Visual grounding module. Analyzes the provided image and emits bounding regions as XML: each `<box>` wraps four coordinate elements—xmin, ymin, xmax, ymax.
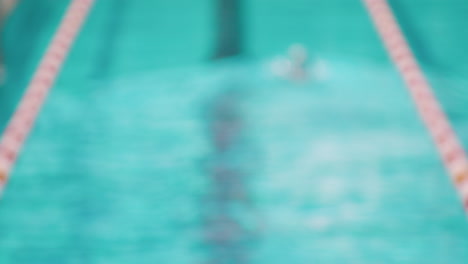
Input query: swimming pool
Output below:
<box><xmin>1</xmin><ymin>1</ymin><xmax>468</xmax><ymax>263</ymax></box>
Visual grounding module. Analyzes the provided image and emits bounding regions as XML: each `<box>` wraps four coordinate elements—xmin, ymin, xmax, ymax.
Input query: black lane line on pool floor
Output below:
<box><xmin>203</xmin><ymin>88</ymin><xmax>262</xmax><ymax>264</ymax></box>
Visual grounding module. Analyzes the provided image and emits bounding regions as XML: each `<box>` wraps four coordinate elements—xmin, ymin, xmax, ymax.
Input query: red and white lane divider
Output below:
<box><xmin>0</xmin><ymin>0</ymin><xmax>95</xmax><ymax>195</ymax></box>
<box><xmin>363</xmin><ymin>0</ymin><xmax>468</xmax><ymax>211</ymax></box>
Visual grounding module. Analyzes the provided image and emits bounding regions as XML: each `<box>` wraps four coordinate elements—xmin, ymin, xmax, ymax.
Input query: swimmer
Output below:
<box><xmin>288</xmin><ymin>44</ymin><xmax>308</xmax><ymax>80</ymax></box>
<box><xmin>270</xmin><ymin>43</ymin><xmax>329</xmax><ymax>82</ymax></box>
<box><xmin>270</xmin><ymin>43</ymin><xmax>309</xmax><ymax>82</ymax></box>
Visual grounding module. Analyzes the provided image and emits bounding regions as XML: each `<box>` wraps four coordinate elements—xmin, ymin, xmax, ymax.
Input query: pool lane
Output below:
<box><xmin>0</xmin><ymin>0</ymin><xmax>468</xmax><ymax>263</ymax></box>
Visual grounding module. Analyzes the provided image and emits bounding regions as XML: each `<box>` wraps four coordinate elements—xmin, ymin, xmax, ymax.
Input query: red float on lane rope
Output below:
<box><xmin>0</xmin><ymin>0</ymin><xmax>95</xmax><ymax>195</ymax></box>
<box><xmin>363</xmin><ymin>0</ymin><xmax>468</xmax><ymax>211</ymax></box>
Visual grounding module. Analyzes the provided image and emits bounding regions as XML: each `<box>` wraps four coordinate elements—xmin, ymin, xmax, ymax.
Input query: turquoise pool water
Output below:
<box><xmin>1</xmin><ymin>0</ymin><xmax>468</xmax><ymax>263</ymax></box>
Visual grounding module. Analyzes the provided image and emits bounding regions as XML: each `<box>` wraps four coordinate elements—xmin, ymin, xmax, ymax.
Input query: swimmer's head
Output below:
<box><xmin>288</xmin><ymin>44</ymin><xmax>308</xmax><ymax>64</ymax></box>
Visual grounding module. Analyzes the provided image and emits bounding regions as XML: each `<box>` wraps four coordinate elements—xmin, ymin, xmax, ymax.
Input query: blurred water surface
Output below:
<box><xmin>1</xmin><ymin>0</ymin><xmax>468</xmax><ymax>263</ymax></box>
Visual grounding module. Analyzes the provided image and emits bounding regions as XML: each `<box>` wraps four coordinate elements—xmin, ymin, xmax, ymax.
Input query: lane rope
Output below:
<box><xmin>363</xmin><ymin>0</ymin><xmax>468</xmax><ymax>211</ymax></box>
<box><xmin>0</xmin><ymin>0</ymin><xmax>95</xmax><ymax>195</ymax></box>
